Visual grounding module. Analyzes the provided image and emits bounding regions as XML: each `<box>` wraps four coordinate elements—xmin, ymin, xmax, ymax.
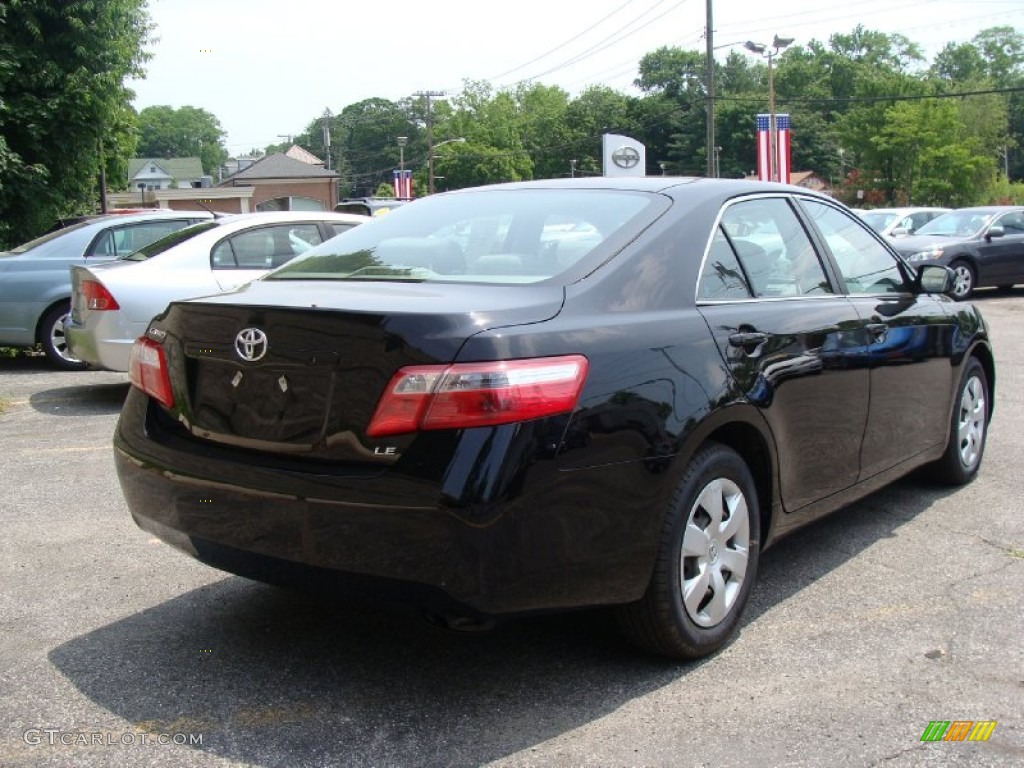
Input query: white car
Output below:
<box><xmin>857</xmin><ymin>207</ymin><xmax>951</xmax><ymax>238</ymax></box>
<box><xmin>65</xmin><ymin>211</ymin><xmax>368</xmax><ymax>371</ymax></box>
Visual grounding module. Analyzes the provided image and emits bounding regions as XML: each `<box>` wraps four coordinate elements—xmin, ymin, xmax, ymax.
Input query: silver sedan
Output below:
<box><xmin>65</xmin><ymin>211</ymin><xmax>368</xmax><ymax>372</ymax></box>
<box><xmin>0</xmin><ymin>210</ymin><xmax>213</xmax><ymax>368</ymax></box>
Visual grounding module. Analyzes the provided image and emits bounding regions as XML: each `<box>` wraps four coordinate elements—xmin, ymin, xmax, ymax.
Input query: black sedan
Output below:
<box><xmin>114</xmin><ymin>178</ymin><xmax>994</xmax><ymax>659</ymax></box>
<box><xmin>890</xmin><ymin>206</ymin><xmax>1024</xmax><ymax>299</ymax></box>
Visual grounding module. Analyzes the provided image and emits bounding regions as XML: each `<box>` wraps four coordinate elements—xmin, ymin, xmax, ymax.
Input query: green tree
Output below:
<box><xmin>0</xmin><ymin>0</ymin><xmax>150</xmax><ymax>247</ymax></box>
<box><xmin>136</xmin><ymin>105</ymin><xmax>228</xmax><ymax>175</ymax></box>
<box><xmin>564</xmin><ymin>85</ymin><xmax>633</xmax><ymax>175</ymax></box>
<box><xmin>872</xmin><ymin>98</ymin><xmax>993</xmax><ymax>205</ymax></box>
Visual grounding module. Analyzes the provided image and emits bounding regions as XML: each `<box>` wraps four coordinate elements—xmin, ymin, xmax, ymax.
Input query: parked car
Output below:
<box><xmin>66</xmin><ymin>211</ymin><xmax>368</xmax><ymax>372</ymax></box>
<box><xmin>0</xmin><ymin>211</ymin><xmax>212</xmax><ymax>368</ymax></box>
<box><xmin>334</xmin><ymin>198</ymin><xmax>409</xmax><ymax>217</ymax></box>
<box><xmin>890</xmin><ymin>206</ymin><xmax>1024</xmax><ymax>299</ymax></box>
<box><xmin>857</xmin><ymin>206</ymin><xmax>951</xmax><ymax>237</ymax></box>
<box><xmin>114</xmin><ymin>178</ymin><xmax>993</xmax><ymax>660</ymax></box>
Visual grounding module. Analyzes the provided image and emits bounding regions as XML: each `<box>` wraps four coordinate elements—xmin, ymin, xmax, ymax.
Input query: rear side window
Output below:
<box><xmin>271</xmin><ymin>189</ymin><xmax>664</xmax><ymax>284</ymax></box>
<box><xmin>698</xmin><ymin>229</ymin><xmax>753</xmax><ymax>300</ymax></box>
<box><xmin>211</xmin><ymin>224</ymin><xmax>326</xmax><ymax>269</ymax></box>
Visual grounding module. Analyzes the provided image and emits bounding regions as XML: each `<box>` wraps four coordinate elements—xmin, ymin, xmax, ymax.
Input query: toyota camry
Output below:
<box><xmin>113</xmin><ymin>178</ymin><xmax>994</xmax><ymax>659</ymax></box>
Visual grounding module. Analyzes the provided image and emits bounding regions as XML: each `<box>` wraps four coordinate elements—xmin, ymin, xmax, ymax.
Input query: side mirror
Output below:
<box><xmin>986</xmin><ymin>225</ymin><xmax>1005</xmax><ymax>240</ymax></box>
<box><xmin>917</xmin><ymin>264</ymin><xmax>954</xmax><ymax>295</ymax></box>
<box><xmin>890</xmin><ymin>226</ymin><xmax>909</xmax><ymax>236</ymax></box>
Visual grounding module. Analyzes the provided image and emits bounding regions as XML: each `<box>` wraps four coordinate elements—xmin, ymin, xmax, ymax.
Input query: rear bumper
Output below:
<box><xmin>113</xmin><ymin>388</ymin><xmax>663</xmax><ymax>616</ymax></box>
<box><xmin>65</xmin><ymin>314</ymin><xmax>140</xmax><ymax>371</ymax></box>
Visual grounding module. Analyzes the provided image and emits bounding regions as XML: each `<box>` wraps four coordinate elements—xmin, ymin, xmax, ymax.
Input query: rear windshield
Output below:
<box><xmin>9</xmin><ymin>219</ymin><xmax>98</xmax><ymax>253</ymax></box>
<box><xmin>120</xmin><ymin>221</ymin><xmax>222</xmax><ymax>261</ymax></box>
<box><xmin>271</xmin><ymin>189</ymin><xmax>659</xmax><ymax>284</ymax></box>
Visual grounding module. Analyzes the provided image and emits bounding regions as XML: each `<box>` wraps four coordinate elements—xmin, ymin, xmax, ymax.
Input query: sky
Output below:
<box><xmin>130</xmin><ymin>0</ymin><xmax>1024</xmax><ymax>156</ymax></box>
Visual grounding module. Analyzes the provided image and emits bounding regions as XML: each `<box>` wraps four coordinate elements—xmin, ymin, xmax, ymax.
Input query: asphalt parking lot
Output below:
<box><xmin>1</xmin><ymin>292</ymin><xmax>1022</xmax><ymax>768</ymax></box>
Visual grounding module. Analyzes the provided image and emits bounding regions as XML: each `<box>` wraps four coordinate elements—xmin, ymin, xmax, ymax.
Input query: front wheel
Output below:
<box><xmin>949</xmin><ymin>260</ymin><xmax>976</xmax><ymax>300</ymax></box>
<box><xmin>39</xmin><ymin>302</ymin><xmax>87</xmax><ymax>371</ymax></box>
<box><xmin>926</xmin><ymin>358</ymin><xmax>989</xmax><ymax>485</ymax></box>
<box><xmin>616</xmin><ymin>442</ymin><xmax>761</xmax><ymax>659</ymax></box>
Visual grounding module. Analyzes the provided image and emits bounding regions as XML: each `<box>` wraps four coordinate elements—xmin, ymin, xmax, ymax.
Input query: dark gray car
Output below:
<box><xmin>891</xmin><ymin>206</ymin><xmax>1024</xmax><ymax>299</ymax></box>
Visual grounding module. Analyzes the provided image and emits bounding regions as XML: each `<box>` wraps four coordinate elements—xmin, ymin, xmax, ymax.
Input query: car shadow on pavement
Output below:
<box><xmin>46</xmin><ymin>474</ymin><xmax>948</xmax><ymax>767</ymax></box>
<box><xmin>28</xmin><ymin>382</ymin><xmax>130</xmax><ymax>416</ymax></box>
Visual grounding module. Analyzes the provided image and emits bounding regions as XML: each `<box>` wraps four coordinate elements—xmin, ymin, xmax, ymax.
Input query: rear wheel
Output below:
<box><xmin>616</xmin><ymin>442</ymin><xmax>760</xmax><ymax>659</ymax></box>
<box><xmin>926</xmin><ymin>358</ymin><xmax>988</xmax><ymax>485</ymax></box>
<box><xmin>949</xmin><ymin>260</ymin><xmax>976</xmax><ymax>300</ymax></box>
<box><xmin>39</xmin><ymin>302</ymin><xmax>87</xmax><ymax>371</ymax></box>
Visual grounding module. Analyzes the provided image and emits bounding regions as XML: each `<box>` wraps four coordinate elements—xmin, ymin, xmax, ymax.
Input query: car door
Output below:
<box><xmin>210</xmin><ymin>223</ymin><xmax>325</xmax><ymax>292</ymax></box>
<box><xmin>797</xmin><ymin>198</ymin><xmax>957</xmax><ymax>479</ymax></box>
<box><xmin>979</xmin><ymin>210</ymin><xmax>1024</xmax><ymax>285</ymax></box>
<box><xmin>697</xmin><ymin>196</ymin><xmax>869</xmax><ymax>512</ymax></box>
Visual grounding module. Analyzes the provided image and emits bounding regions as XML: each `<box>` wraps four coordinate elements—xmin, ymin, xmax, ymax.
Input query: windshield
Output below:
<box><xmin>916</xmin><ymin>211</ymin><xmax>993</xmax><ymax>237</ymax></box>
<box><xmin>120</xmin><ymin>221</ymin><xmax>222</xmax><ymax>261</ymax></box>
<box><xmin>859</xmin><ymin>212</ymin><xmax>900</xmax><ymax>233</ymax></box>
<box><xmin>270</xmin><ymin>189</ymin><xmax>660</xmax><ymax>284</ymax></box>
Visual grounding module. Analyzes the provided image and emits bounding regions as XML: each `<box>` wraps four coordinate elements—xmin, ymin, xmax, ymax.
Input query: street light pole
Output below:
<box><xmin>745</xmin><ymin>35</ymin><xmax>793</xmax><ymax>182</ymax></box>
<box><xmin>397</xmin><ymin>136</ymin><xmax>408</xmax><ymax>174</ymax></box>
<box><xmin>428</xmin><ymin>137</ymin><xmax>466</xmax><ymax>194</ymax></box>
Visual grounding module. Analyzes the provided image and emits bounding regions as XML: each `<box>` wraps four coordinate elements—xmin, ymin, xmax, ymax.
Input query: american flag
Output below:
<box><xmin>756</xmin><ymin>114</ymin><xmax>771</xmax><ymax>181</ymax></box>
<box><xmin>393</xmin><ymin>169</ymin><xmax>412</xmax><ymax>199</ymax></box>
<box><xmin>776</xmin><ymin>114</ymin><xmax>791</xmax><ymax>184</ymax></box>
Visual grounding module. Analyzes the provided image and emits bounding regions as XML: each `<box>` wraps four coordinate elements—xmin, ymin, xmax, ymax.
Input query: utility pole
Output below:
<box><xmin>705</xmin><ymin>0</ymin><xmax>716</xmax><ymax>177</ymax></box>
<box><xmin>417</xmin><ymin>90</ymin><xmax>446</xmax><ymax>194</ymax></box>
<box><xmin>322</xmin><ymin>108</ymin><xmax>332</xmax><ymax>171</ymax></box>
<box><xmin>98</xmin><ymin>137</ymin><xmax>108</xmax><ymax>213</ymax></box>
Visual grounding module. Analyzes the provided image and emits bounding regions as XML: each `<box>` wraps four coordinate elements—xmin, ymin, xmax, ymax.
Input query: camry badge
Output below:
<box><xmin>235</xmin><ymin>328</ymin><xmax>268</xmax><ymax>362</ymax></box>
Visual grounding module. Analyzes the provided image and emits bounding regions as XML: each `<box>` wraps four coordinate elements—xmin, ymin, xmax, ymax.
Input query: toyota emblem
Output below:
<box><xmin>612</xmin><ymin>146</ymin><xmax>641</xmax><ymax>169</ymax></box>
<box><xmin>235</xmin><ymin>328</ymin><xmax>268</xmax><ymax>362</ymax></box>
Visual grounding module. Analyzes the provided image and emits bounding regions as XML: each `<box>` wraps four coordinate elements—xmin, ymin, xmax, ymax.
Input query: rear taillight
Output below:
<box><xmin>129</xmin><ymin>337</ymin><xmax>173</xmax><ymax>408</ymax></box>
<box><xmin>366</xmin><ymin>355</ymin><xmax>588</xmax><ymax>437</ymax></box>
<box><xmin>81</xmin><ymin>279</ymin><xmax>120</xmax><ymax>311</ymax></box>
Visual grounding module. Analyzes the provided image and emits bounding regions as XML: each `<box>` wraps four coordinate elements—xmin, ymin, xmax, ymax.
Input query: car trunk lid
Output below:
<box><xmin>152</xmin><ymin>279</ymin><xmax>564</xmax><ymax>461</ymax></box>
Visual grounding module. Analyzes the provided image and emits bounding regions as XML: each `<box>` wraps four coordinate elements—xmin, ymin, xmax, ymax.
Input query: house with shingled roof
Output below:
<box><xmin>128</xmin><ymin>157</ymin><xmax>207</xmax><ymax>191</ymax></box>
<box><xmin>218</xmin><ymin>151</ymin><xmax>339</xmax><ymax>211</ymax></box>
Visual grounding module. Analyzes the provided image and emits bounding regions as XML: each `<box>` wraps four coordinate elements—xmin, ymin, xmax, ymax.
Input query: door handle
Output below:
<box><xmin>728</xmin><ymin>331</ymin><xmax>769</xmax><ymax>354</ymax></box>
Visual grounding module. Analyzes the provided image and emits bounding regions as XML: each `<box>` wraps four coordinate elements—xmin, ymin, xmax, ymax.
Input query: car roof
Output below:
<box><xmin>212</xmin><ymin>211</ymin><xmax>369</xmax><ymax>226</ymax></box>
<box><xmin>443</xmin><ymin>176</ymin><xmax>839</xmax><ymax>207</ymax></box>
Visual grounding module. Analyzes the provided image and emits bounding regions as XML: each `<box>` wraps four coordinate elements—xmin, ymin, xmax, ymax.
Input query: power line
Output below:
<box><xmin>716</xmin><ymin>84</ymin><xmax>1024</xmax><ymax>106</ymax></box>
<box><xmin>485</xmin><ymin>0</ymin><xmax>638</xmax><ymax>82</ymax></box>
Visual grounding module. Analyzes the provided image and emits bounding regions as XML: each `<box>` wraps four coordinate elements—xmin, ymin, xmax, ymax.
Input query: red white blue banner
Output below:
<box><xmin>756</xmin><ymin>114</ymin><xmax>771</xmax><ymax>181</ymax></box>
<box><xmin>776</xmin><ymin>114</ymin><xmax>791</xmax><ymax>184</ymax></box>
<box><xmin>755</xmin><ymin>113</ymin><xmax>791</xmax><ymax>183</ymax></box>
<box><xmin>393</xmin><ymin>169</ymin><xmax>412</xmax><ymax>199</ymax></box>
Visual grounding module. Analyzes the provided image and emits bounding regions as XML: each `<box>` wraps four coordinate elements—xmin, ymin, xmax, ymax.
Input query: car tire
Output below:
<box><xmin>926</xmin><ymin>357</ymin><xmax>989</xmax><ymax>486</ymax></box>
<box><xmin>40</xmin><ymin>302</ymin><xmax>87</xmax><ymax>371</ymax></box>
<box><xmin>949</xmin><ymin>260</ymin><xmax>976</xmax><ymax>300</ymax></box>
<box><xmin>615</xmin><ymin>442</ymin><xmax>760</xmax><ymax>659</ymax></box>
